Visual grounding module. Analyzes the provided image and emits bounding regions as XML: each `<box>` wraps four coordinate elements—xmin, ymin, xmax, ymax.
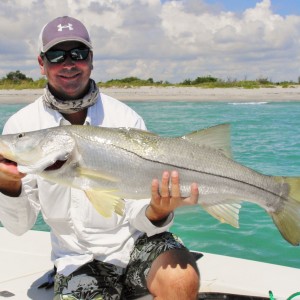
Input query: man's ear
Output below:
<box><xmin>90</xmin><ymin>51</ymin><xmax>94</xmax><ymax>70</ymax></box>
<box><xmin>38</xmin><ymin>55</ymin><xmax>46</xmax><ymax>75</ymax></box>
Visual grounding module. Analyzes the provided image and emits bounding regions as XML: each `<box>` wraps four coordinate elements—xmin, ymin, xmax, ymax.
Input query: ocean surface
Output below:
<box><xmin>0</xmin><ymin>101</ymin><xmax>299</xmax><ymax>269</ymax></box>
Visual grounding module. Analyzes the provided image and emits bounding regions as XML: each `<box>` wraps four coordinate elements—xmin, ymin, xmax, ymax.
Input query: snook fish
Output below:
<box><xmin>0</xmin><ymin>124</ymin><xmax>299</xmax><ymax>245</ymax></box>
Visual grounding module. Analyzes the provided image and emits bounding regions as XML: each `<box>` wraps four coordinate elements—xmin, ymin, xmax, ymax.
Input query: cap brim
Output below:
<box><xmin>41</xmin><ymin>37</ymin><xmax>92</xmax><ymax>53</ymax></box>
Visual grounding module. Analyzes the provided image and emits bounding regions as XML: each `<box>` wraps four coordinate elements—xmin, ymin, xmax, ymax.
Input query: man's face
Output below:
<box><xmin>38</xmin><ymin>41</ymin><xmax>93</xmax><ymax>100</ymax></box>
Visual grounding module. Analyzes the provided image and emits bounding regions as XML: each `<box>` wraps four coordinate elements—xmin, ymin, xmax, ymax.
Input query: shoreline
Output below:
<box><xmin>0</xmin><ymin>86</ymin><xmax>300</xmax><ymax>104</ymax></box>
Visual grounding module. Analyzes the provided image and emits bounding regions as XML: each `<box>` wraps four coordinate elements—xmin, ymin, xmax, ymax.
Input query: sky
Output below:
<box><xmin>0</xmin><ymin>0</ymin><xmax>299</xmax><ymax>83</ymax></box>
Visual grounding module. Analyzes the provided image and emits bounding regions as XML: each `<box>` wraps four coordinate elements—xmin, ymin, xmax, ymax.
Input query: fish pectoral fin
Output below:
<box><xmin>182</xmin><ymin>124</ymin><xmax>232</xmax><ymax>158</ymax></box>
<box><xmin>202</xmin><ymin>200</ymin><xmax>241</xmax><ymax>228</ymax></box>
<box><xmin>85</xmin><ymin>190</ymin><xmax>125</xmax><ymax>218</ymax></box>
<box><xmin>78</xmin><ymin>167</ymin><xmax>118</xmax><ymax>182</ymax></box>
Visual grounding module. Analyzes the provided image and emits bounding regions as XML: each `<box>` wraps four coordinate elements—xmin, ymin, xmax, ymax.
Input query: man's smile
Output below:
<box><xmin>59</xmin><ymin>72</ymin><xmax>81</xmax><ymax>79</ymax></box>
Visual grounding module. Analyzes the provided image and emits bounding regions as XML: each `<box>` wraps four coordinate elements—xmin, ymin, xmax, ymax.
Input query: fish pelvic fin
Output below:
<box><xmin>271</xmin><ymin>177</ymin><xmax>300</xmax><ymax>246</ymax></box>
<box><xmin>202</xmin><ymin>199</ymin><xmax>241</xmax><ymax>228</ymax></box>
<box><xmin>85</xmin><ymin>190</ymin><xmax>125</xmax><ymax>218</ymax></box>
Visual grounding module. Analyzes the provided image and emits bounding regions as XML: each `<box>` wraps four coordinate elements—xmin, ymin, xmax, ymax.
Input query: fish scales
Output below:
<box><xmin>72</xmin><ymin>126</ymin><xmax>286</xmax><ymax>206</ymax></box>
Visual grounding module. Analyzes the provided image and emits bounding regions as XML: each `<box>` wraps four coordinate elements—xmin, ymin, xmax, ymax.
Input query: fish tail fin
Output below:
<box><xmin>271</xmin><ymin>177</ymin><xmax>300</xmax><ymax>246</ymax></box>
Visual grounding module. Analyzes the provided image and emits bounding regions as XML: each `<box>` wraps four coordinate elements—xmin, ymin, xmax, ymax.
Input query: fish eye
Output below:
<box><xmin>17</xmin><ymin>133</ymin><xmax>25</xmax><ymax>138</ymax></box>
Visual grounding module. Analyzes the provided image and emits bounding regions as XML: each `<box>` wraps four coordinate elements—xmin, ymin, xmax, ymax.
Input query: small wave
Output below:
<box><xmin>228</xmin><ymin>102</ymin><xmax>269</xmax><ymax>105</ymax></box>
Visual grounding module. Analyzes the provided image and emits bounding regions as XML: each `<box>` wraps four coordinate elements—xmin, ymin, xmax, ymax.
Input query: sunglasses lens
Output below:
<box><xmin>44</xmin><ymin>48</ymin><xmax>90</xmax><ymax>63</ymax></box>
<box><xmin>70</xmin><ymin>48</ymin><xmax>90</xmax><ymax>61</ymax></box>
<box><xmin>45</xmin><ymin>50</ymin><xmax>66</xmax><ymax>63</ymax></box>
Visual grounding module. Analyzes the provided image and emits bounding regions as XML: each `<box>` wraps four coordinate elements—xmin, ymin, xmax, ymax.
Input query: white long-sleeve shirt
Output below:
<box><xmin>0</xmin><ymin>92</ymin><xmax>174</xmax><ymax>276</ymax></box>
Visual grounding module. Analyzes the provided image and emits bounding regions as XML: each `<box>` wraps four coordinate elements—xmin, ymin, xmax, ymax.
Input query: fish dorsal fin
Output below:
<box><xmin>85</xmin><ymin>189</ymin><xmax>125</xmax><ymax>218</ymax></box>
<box><xmin>182</xmin><ymin>124</ymin><xmax>232</xmax><ymax>158</ymax></box>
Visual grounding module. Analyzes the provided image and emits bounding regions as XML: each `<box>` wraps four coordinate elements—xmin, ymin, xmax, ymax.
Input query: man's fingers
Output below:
<box><xmin>151</xmin><ymin>171</ymin><xmax>199</xmax><ymax>209</ymax></box>
<box><xmin>188</xmin><ymin>183</ymin><xmax>199</xmax><ymax>205</ymax></box>
<box><xmin>151</xmin><ymin>179</ymin><xmax>160</xmax><ymax>199</ymax></box>
<box><xmin>160</xmin><ymin>171</ymin><xmax>170</xmax><ymax>198</ymax></box>
<box><xmin>170</xmin><ymin>170</ymin><xmax>180</xmax><ymax>198</ymax></box>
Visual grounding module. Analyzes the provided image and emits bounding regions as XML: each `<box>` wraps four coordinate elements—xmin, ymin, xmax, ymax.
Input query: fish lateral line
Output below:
<box><xmin>113</xmin><ymin>144</ymin><xmax>289</xmax><ymax>202</ymax></box>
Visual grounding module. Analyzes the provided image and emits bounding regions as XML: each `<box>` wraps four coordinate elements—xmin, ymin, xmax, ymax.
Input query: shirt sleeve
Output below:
<box><xmin>134</xmin><ymin>117</ymin><xmax>147</xmax><ymax>130</ymax></box>
<box><xmin>0</xmin><ymin>175</ymin><xmax>40</xmax><ymax>235</ymax></box>
<box><xmin>0</xmin><ymin>118</ymin><xmax>40</xmax><ymax>235</ymax></box>
<box><xmin>125</xmin><ymin>199</ymin><xmax>174</xmax><ymax>237</ymax></box>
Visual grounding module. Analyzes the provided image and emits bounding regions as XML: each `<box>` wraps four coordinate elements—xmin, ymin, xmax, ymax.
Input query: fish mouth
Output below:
<box><xmin>44</xmin><ymin>160</ymin><xmax>67</xmax><ymax>171</ymax></box>
<box><xmin>1</xmin><ymin>158</ymin><xmax>17</xmax><ymax>166</ymax></box>
<box><xmin>0</xmin><ymin>158</ymin><xmax>23</xmax><ymax>175</ymax></box>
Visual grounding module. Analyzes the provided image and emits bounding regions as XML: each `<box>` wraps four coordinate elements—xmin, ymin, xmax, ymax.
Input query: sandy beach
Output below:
<box><xmin>0</xmin><ymin>86</ymin><xmax>300</xmax><ymax>104</ymax></box>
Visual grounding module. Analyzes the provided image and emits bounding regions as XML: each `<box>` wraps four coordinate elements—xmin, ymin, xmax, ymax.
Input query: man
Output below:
<box><xmin>0</xmin><ymin>16</ymin><xmax>200</xmax><ymax>299</ymax></box>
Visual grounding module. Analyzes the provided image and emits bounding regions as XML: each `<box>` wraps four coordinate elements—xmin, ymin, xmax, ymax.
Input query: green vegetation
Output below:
<box><xmin>0</xmin><ymin>71</ymin><xmax>299</xmax><ymax>90</ymax></box>
<box><xmin>98</xmin><ymin>76</ymin><xmax>171</xmax><ymax>87</ymax></box>
<box><xmin>99</xmin><ymin>75</ymin><xmax>298</xmax><ymax>89</ymax></box>
<box><xmin>0</xmin><ymin>71</ymin><xmax>47</xmax><ymax>89</ymax></box>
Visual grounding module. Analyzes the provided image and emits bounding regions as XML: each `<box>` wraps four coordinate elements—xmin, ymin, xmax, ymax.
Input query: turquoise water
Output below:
<box><xmin>0</xmin><ymin>101</ymin><xmax>300</xmax><ymax>268</ymax></box>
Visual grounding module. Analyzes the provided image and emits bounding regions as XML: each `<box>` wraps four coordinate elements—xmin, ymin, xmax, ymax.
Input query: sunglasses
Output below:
<box><xmin>41</xmin><ymin>47</ymin><xmax>90</xmax><ymax>64</ymax></box>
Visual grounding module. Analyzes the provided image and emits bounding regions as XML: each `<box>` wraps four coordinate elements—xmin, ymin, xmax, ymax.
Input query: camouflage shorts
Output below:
<box><xmin>53</xmin><ymin>232</ymin><xmax>187</xmax><ymax>300</ymax></box>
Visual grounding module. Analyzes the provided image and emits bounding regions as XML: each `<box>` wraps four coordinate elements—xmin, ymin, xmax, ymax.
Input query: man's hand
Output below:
<box><xmin>146</xmin><ymin>170</ymin><xmax>199</xmax><ymax>223</ymax></box>
<box><xmin>0</xmin><ymin>154</ymin><xmax>25</xmax><ymax>196</ymax></box>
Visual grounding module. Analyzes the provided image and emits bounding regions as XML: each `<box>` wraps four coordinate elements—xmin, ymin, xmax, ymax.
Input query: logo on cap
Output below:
<box><xmin>57</xmin><ymin>23</ymin><xmax>73</xmax><ymax>32</ymax></box>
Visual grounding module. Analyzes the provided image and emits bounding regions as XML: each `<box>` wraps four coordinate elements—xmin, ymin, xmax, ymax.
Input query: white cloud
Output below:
<box><xmin>0</xmin><ymin>0</ymin><xmax>299</xmax><ymax>83</ymax></box>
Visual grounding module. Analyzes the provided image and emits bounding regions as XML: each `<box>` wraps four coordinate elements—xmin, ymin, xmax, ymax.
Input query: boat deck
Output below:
<box><xmin>0</xmin><ymin>228</ymin><xmax>299</xmax><ymax>299</ymax></box>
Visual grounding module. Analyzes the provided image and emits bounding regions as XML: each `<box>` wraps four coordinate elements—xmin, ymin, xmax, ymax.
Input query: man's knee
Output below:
<box><xmin>147</xmin><ymin>249</ymin><xmax>200</xmax><ymax>299</ymax></box>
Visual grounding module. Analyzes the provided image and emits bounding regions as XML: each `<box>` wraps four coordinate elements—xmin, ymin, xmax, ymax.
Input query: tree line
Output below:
<box><xmin>0</xmin><ymin>70</ymin><xmax>299</xmax><ymax>89</ymax></box>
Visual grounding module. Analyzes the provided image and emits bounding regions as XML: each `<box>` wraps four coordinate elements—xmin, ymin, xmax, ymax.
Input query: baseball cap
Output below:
<box><xmin>38</xmin><ymin>16</ymin><xmax>92</xmax><ymax>53</ymax></box>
